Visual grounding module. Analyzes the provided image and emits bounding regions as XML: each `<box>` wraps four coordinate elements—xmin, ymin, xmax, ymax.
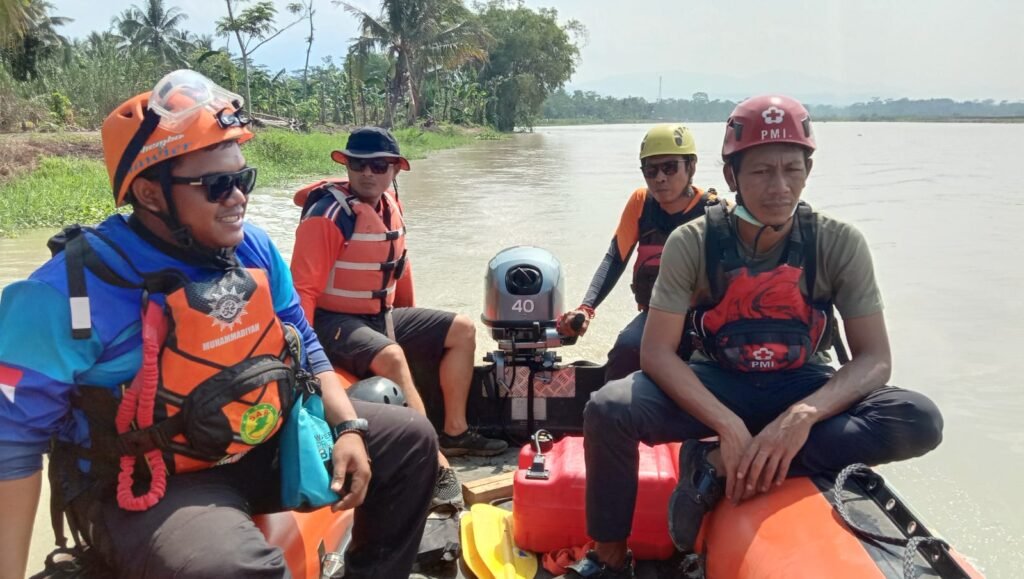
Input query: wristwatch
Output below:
<box><xmin>331</xmin><ymin>418</ymin><xmax>369</xmax><ymax>442</ymax></box>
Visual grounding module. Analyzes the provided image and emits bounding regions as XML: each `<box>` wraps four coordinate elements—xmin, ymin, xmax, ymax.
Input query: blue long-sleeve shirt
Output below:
<box><xmin>0</xmin><ymin>214</ymin><xmax>331</xmax><ymax>480</ymax></box>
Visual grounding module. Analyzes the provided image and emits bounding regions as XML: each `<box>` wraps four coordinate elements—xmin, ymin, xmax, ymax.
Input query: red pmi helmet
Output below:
<box><xmin>721</xmin><ymin>94</ymin><xmax>815</xmax><ymax>161</ymax></box>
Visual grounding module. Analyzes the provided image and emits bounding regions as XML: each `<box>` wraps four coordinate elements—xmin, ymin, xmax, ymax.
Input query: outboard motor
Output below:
<box><xmin>482</xmin><ymin>246</ymin><xmax>576</xmax><ymax>368</ymax></box>
<box><xmin>474</xmin><ymin>246</ymin><xmax>600</xmax><ymax>440</ymax></box>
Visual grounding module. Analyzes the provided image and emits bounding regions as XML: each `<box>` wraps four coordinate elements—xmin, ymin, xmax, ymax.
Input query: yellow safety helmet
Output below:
<box><xmin>639</xmin><ymin>124</ymin><xmax>697</xmax><ymax>160</ymax></box>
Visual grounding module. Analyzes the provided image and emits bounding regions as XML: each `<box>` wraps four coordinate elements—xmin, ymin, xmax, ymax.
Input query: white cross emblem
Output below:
<box><xmin>752</xmin><ymin>347</ymin><xmax>775</xmax><ymax>361</ymax></box>
<box><xmin>762</xmin><ymin>106</ymin><xmax>785</xmax><ymax>125</ymax></box>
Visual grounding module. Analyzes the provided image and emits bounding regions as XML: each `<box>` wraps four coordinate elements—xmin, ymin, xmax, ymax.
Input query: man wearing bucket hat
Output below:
<box><xmin>0</xmin><ymin>70</ymin><xmax>438</xmax><ymax>579</ymax></box>
<box><xmin>556</xmin><ymin>124</ymin><xmax>719</xmax><ymax>382</ymax></box>
<box><xmin>290</xmin><ymin>127</ymin><xmax>508</xmax><ymax>508</ymax></box>
<box><xmin>558</xmin><ymin>95</ymin><xmax>944</xmax><ymax>578</ymax></box>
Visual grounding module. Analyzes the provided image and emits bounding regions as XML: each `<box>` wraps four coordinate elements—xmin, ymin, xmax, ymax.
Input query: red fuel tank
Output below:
<box><xmin>511</xmin><ymin>436</ymin><xmax>680</xmax><ymax>560</ymax></box>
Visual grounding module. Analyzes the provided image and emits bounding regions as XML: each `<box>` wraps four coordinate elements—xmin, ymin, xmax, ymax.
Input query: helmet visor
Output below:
<box><xmin>148</xmin><ymin>69</ymin><xmax>245</xmax><ymax>133</ymax></box>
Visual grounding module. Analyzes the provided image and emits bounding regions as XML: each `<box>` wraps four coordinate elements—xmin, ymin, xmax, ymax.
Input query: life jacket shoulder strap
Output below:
<box><xmin>48</xmin><ymin>225</ymin><xmax>183</xmax><ymax>340</ymax></box>
<box><xmin>299</xmin><ymin>182</ymin><xmax>358</xmax><ymax>241</ymax></box>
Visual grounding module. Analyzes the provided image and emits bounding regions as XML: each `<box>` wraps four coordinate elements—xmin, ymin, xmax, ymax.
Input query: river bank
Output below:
<box><xmin>539</xmin><ymin>116</ymin><xmax>1024</xmax><ymax>126</ymax></box>
<box><xmin>0</xmin><ymin>125</ymin><xmax>498</xmax><ymax>237</ymax></box>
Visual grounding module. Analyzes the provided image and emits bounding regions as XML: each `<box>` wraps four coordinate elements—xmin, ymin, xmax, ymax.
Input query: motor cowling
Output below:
<box><xmin>482</xmin><ymin>246</ymin><xmax>566</xmax><ymax>350</ymax></box>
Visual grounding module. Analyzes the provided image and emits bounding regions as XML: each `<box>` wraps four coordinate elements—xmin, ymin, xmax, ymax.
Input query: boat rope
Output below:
<box><xmin>832</xmin><ymin>463</ymin><xmax>963</xmax><ymax>579</ymax></box>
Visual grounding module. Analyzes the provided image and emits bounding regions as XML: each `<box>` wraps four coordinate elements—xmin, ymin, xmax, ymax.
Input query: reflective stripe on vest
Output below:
<box><xmin>310</xmin><ymin>184</ymin><xmax>407</xmax><ymax>316</ymax></box>
<box><xmin>350</xmin><ymin>228</ymin><xmax>406</xmax><ymax>242</ymax></box>
<box><xmin>323</xmin><ymin>282</ymin><xmax>397</xmax><ymax>299</ymax></box>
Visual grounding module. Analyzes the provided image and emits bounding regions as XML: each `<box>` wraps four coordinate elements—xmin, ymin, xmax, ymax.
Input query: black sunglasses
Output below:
<box><xmin>169</xmin><ymin>167</ymin><xmax>258</xmax><ymax>203</ymax></box>
<box><xmin>347</xmin><ymin>157</ymin><xmax>397</xmax><ymax>175</ymax></box>
<box><xmin>640</xmin><ymin>160</ymin><xmax>683</xmax><ymax>179</ymax></box>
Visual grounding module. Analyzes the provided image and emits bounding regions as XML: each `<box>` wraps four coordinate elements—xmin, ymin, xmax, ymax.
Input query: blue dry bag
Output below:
<box><xmin>280</xmin><ymin>387</ymin><xmax>341</xmax><ymax>511</ymax></box>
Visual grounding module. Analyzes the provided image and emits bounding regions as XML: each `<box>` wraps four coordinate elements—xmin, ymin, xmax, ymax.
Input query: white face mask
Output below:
<box><xmin>734</xmin><ymin>202</ymin><xmax>799</xmax><ymax>229</ymax></box>
<box><xmin>734</xmin><ymin>205</ymin><xmax>765</xmax><ymax>227</ymax></box>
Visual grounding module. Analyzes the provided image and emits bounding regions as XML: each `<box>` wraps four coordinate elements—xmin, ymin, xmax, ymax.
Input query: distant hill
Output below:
<box><xmin>567</xmin><ymin>70</ymin><xmax>902</xmax><ymax>106</ymax></box>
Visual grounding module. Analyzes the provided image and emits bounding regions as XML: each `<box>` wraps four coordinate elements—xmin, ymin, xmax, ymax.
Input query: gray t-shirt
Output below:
<box><xmin>651</xmin><ymin>209</ymin><xmax>884</xmax><ymax>320</ymax></box>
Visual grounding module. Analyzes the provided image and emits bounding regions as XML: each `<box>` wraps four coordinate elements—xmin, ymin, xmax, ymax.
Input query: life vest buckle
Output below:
<box><xmin>115</xmin><ymin>426</ymin><xmax>168</xmax><ymax>457</ymax></box>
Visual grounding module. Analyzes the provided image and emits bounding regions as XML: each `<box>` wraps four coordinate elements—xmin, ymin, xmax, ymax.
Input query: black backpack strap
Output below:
<box><xmin>796</xmin><ymin>202</ymin><xmax>817</xmax><ymax>293</ymax></box>
<box><xmin>58</xmin><ymin>226</ymin><xmax>183</xmax><ymax>340</ymax></box>
<box><xmin>790</xmin><ymin>203</ymin><xmax>849</xmax><ymax>362</ymax></box>
<box><xmin>59</xmin><ymin>228</ymin><xmax>172</xmax><ymax>340</ymax></box>
<box><xmin>64</xmin><ymin>228</ymin><xmax>147</xmax><ymax>340</ymax></box>
<box><xmin>704</xmin><ymin>203</ymin><xmax>740</xmax><ymax>302</ymax></box>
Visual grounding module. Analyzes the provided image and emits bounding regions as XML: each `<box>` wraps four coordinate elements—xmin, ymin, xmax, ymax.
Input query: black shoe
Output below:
<box><xmin>438</xmin><ymin>429</ymin><xmax>508</xmax><ymax>457</ymax></box>
<box><xmin>430</xmin><ymin>466</ymin><xmax>464</xmax><ymax>511</ymax></box>
<box><xmin>557</xmin><ymin>550</ymin><xmax>635</xmax><ymax>579</ymax></box>
<box><xmin>668</xmin><ymin>440</ymin><xmax>725</xmax><ymax>553</ymax></box>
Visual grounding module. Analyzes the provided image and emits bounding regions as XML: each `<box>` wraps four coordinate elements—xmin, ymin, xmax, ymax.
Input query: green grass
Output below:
<box><xmin>0</xmin><ymin>157</ymin><xmax>110</xmax><ymax>236</ymax></box>
<box><xmin>0</xmin><ymin>126</ymin><xmax>495</xmax><ymax>236</ymax></box>
<box><xmin>245</xmin><ymin>126</ymin><xmax>484</xmax><ymax>185</ymax></box>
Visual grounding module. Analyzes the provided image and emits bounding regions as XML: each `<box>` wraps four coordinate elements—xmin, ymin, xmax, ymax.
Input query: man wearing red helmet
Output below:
<box><xmin>559</xmin><ymin>95</ymin><xmax>944</xmax><ymax>578</ymax></box>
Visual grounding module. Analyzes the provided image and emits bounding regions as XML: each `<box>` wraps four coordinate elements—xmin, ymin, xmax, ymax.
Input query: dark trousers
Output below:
<box><xmin>582</xmin><ymin>362</ymin><xmax>944</xmax><ymax>542</ymax></box>
<box><xmin>605</xmin><ymin>311</ymin><xmax>690</xmax><ymax>383</ymax></box>
<box><xmin>71</xmin><ymin>401</ymin><xmax>438</xmax><ymax>579</ymax></box>
<box><xmin>605</xmin><ymin>311</ymin><xmax>647</xmax><ymax>383</ymax></box>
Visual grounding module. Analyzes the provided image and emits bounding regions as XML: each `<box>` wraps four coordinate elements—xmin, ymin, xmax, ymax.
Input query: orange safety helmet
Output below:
<box><xmin>102</xmin><ymin>70</ymin><xmax>254</xmax><ymax>207</ymax></box>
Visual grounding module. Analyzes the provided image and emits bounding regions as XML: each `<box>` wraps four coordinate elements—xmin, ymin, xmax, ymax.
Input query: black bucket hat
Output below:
<box><xmin>331</xmin><ymin>126</ymin><xmax>411</xmax><ymax>171</ymax></box>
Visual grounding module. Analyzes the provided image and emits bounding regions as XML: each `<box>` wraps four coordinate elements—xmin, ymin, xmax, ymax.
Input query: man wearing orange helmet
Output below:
<box><xmin>556</xmin><ymin>123</ymin><xmax>719</xmax><ymax>382</ymax></box>
<box><xmin>559</xmin><ymin>95</ymin><xmax>944</xmax><ymax>578</ymax></box>
<box><xmin>0</xmin><ymin>71</ymin><xmax>437</xmax><ymax>579</ymax></box>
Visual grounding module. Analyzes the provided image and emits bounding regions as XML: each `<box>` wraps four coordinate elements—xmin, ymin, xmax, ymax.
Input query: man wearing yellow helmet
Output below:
<box><xmin>0</xmin><ymin>71</ymin><xmax>437</xmax><ymax>579</ymax></box>
<box><xmin>557</xmin><ymin>96</ymin><xmax>942</xmax><ymax>579</ymax></box>
<box><xmin>557</xmin><ymin>124</ymin><xmax>719</xmax><ymax>381</ymax></box>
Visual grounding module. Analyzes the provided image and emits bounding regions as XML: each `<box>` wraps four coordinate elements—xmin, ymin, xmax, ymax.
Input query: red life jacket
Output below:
<box><xmin>631</xmin><ymin>188</ymin><xmax>718</xmax><ymax>308</ymax></box>
<box><xmin>295</xmin><ymin>180</ymin><xmax>408</xmax><ymax>315</ymax></box>
<box><xmin>53</xmin><ymin>228</ymin><xmax>304</xmax><ymax>511</ymax></box>
<box><xmin>686</xmin><ymin>202</ymin><xmax>831</xmax><ymax>372</ymax></box>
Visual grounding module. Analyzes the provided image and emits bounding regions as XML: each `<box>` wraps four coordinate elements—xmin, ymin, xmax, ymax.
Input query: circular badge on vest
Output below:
<box><xmin>207</xmin><ymin>286</ymin><xmax>250</xmax><ymax>331</ymax></box>
<box><xmin>240</xmin><ymin>403</ymin><xmax>280</xmax><ymax>444</ymax></box>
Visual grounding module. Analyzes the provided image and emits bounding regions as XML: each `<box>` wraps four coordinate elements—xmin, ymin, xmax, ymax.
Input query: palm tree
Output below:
<box><xmin>112</xmin><ymin>0</ymin><xmax>189</xmax><ymax>65</ymax></box>
<box><xmin>1</xmin><ymin>0</ymin><xmax>32</xmax><ymax>46</ymax></box>
<box><xmin>338</xmin><ymin>0</ymin><xmax>487</xmax><ymax>126</ymax></box>
<box><xmin>3</xmin><ymin>0</ymin><xmax>70</xmax><ymax>80</ymax></box>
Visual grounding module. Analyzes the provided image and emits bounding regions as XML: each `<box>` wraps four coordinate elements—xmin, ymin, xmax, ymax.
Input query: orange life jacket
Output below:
<box><xmin>54</xmin><ymin>229</ymin><xmax>304</xmax><ymax>511</ymax></box>
<box><xmin>295</xmin><ymin>180</ymin><xmax>408</xmax><ymax>315</ymax></box>
<box><xmin>631</xmin><ymin>188</ymin><xmax>718</xmax><ymax>308</ymax></box>
<box><xmin>116</xmin><ymin>267</ymin><xmax>302</xmax><ymax>510</ymax></box>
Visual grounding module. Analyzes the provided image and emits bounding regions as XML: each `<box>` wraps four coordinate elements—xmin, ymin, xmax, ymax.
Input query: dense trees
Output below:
<box><xmin>1</xmin><ymin>0</ymin><xmax>582</xmax><ymax>131</ymax></box>
<box><xmin>4</xmin><ymin>0</ymin><xmax>1018</xmax><ymax>133</ymax></box>
<box><xmin>477</xmin><ymin>1</ymin><xmax>581</xmax><ymax>131</ymax></box>
<box><xmin>542</xmin><ymin>90</ymin><xmax>1024</xmax><ymax>123</ymax></box>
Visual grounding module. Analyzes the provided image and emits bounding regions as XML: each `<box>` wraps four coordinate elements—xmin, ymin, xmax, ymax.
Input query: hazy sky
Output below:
<box><xmin>51</xmin><ymin>0</ymin><xmax>1022</xmax><ymax>102</ymax></box>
